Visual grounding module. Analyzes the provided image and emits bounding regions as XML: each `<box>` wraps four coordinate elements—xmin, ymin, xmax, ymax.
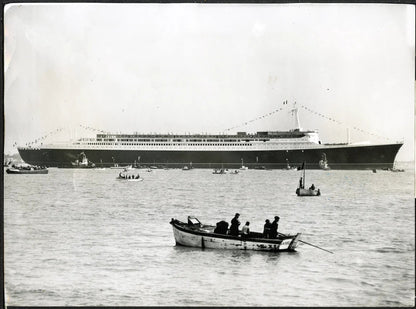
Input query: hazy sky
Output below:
<box><xmin>4</xmin><ymin>3</ymin><xmax>415</xmax><ymax>160</ymax></box>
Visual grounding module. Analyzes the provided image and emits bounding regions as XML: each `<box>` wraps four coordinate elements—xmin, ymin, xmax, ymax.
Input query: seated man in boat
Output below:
<box><xmin>263</xmin><ymin>219</ymin><xmax>272</xmax><ymax>238</ymax></box>
<box><xmin>309</xmin><ymin>184</ymin><xmax>315</xmax><ymax>190</ymax></box>
<box><xmin>229</xmin><ymin>213</ymin><xmax>240</xmax><ymax>236</ymax></box>
<box><xmin>135</xmin><ymin>174</ymin><xmax>140</xmax><ymax>179</ymax></box>
<box><xmin>241</xmin><ymin>222</ymin><xmax>250</xmax><ymax>238</ymax></box>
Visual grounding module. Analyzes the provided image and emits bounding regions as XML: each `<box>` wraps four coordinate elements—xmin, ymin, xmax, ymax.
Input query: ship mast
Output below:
<box><xmin>290</xmin><ymin>102</ymin><xmax>302</xmax><ymax>131</ymax></box>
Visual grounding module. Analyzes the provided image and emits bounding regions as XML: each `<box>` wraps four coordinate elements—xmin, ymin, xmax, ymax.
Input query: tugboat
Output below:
<box><xmin>319</xmin><ymin>153</ymin><xmax>330</xmax><ymax>170</ymax></box>
<box><xmin>71</xmin><ymin>152</ymin><xmax>95</xmax><ymax>168</ymax></box>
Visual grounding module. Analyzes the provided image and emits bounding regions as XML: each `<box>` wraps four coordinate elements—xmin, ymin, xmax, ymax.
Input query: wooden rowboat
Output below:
<box><xmin>170</xmin><ymin>216</ymin><xmax>301</xmax><ymax>252</ymax></box>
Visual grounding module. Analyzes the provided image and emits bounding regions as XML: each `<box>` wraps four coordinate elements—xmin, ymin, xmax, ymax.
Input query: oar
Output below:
<box><xmin>278</xmin><ymin>232</ymin><xmax>334</xmax><ymax>254</ymax></box>
<box><xmin>298</xmin><ymin>240</ymin><xmax>334</xmax><ymax>254</ymax></box>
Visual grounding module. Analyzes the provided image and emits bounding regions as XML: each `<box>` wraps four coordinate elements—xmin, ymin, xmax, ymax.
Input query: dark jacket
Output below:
<box><xmin>263</xmin><ymin>222</ymin><xmax>272</xmax><ymax>238</ymax></box>
<box><xmin>229</xmin><ymin>217</ymin><xmax>240</xmax><ymax>236</ymax></box>
<box><xmin>270</xmin><ymin>220</ymin><xmax>279</xmax><ymax>238</ymax></box>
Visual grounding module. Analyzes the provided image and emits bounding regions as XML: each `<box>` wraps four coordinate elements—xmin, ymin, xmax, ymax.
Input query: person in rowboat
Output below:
<box><xmin>229</xmin><ymin>213</ymin><xmax>240</xmax><ymax>236</ymax></box>
<box><xmin>241</xmin><ymin>222</ymin><xmax>250</xmax><ymax>238</ymax></box>
<box><xmin>263</xmin><ymin>219</ymin><xmax>272</xmax><ymax>238</ymax></box>
<box><xmin>270</xmin><ymin>216</ymin><xmax>280</xmax><ymax>238</ymax></box>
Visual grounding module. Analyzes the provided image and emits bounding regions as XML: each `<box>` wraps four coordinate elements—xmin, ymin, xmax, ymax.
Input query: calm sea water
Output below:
<box><xmin>3</xmin><ymin>163</ymin><xmax>415</xmax><ymax>306</ymax></box>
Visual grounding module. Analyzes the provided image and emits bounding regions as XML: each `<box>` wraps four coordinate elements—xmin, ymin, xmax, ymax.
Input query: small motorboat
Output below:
<box><xmin>390</xmin><ymin>163</ymin><xmax>404</xmax><ymax>172</ymax></box>
<box><xmin>282</xmin><ymin>159</ymin><xmax>297</xmax><ymax>170</ymax></box>
<box><xmin>239</xmin><ymin>158</ymin><xmax>248</xmax><ymax>170</ymax></box>
<box><xmin>319</xmin><ymin>153</ymin><xmax>330</xmax><ymax>170</ymax></box>
<box><xmin>117</xmin><ymin>172</ymin><xmax>142</xmax><ymax>181</ymax></box>
<box><xmin>170</xmin><ymin>217</ymin><xmax>301</xmax><ymax>252</ymax></box>
<box><xmin>6</xmin><ymin>165</ymin><xmax>48</xmax><ymax>174</ymax></box>
<box><xmin>212</xmin><ymin>168</ymin><xmax>228</xmax><ymax>174</ymax></box>
<box><xmin>182</xmin><ymin>162</ymin><xmax>193</xmax><ymax>171</ymax></box>
<box><xmin>110</xmin><ymin>164</ymin><xmax>132</xmax><ymax>170</ymax></box>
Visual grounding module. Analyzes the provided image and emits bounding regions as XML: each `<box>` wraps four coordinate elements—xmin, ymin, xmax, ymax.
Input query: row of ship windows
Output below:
<box><xmin>97</xmin><ymin>139</ymin><xmax>271</xmax><ymax>142</ymax></box>
<box><xmin>84</xmin><ymin>143</ymin><xmax>254</xmax><ymax>146</ymax></box>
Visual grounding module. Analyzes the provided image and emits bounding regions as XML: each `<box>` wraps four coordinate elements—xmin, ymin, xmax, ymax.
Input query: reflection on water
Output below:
<box><xmin>3</xmin><ymin>165</ymin><xmax>415</xmax><ymax>306</ymax></box>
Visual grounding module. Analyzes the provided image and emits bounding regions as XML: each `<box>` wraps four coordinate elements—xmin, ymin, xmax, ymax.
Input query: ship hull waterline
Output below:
<box><xmin>17</xmin><ymin>143</ymin><xmax>403</xmax><ymax>170</ymax></box>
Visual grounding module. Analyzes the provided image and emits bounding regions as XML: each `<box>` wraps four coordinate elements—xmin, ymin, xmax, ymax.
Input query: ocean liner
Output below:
<box><xmin>17</xmin><ymin>105</ymin><xmax>403</xmax><ymax>170</ymax></box>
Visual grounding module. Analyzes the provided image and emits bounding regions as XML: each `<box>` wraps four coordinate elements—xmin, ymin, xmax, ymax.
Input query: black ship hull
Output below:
<box><xmin>18</xmin><ymin>143</ymin><xmax>403</xmax><ymax>170</ymax></box>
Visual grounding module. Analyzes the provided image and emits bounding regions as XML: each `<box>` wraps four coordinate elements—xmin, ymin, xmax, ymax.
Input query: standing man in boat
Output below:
<box><xmin>270</xmin><ymin>216</ymin><xmax>280</xmax><ymax>238</ymax></box>
<box><xmin>263</xmin><ymin>219</ymin><xmax>272</xmax><ymax>238</ymax></box>
<box><xmin>229</xmin><ymin>213</ymin><xmax>240</xmax><ymax>236</ymax></box>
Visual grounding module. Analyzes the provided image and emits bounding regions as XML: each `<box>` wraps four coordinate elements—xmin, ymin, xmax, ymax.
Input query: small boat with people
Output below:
<box><xmin>390</xmin><ymin>168</ymin><xmax>405</xmax><ymax>172</ymax></box>
<box><xmin>385</xmin><ymin>162</ymin><xmax>405</xmax><ymax>172</ymax></box>
<box><xmin>283</xmin><ymin>158</ymin><xmax>297</xmax><ymax>170</ymax></box>
<box><xmin>117</xmin><ymin>171</ymin><xmax>143</xmax><ymax>181</ymax></box>
<box><xmin>110</xmin><ymin>163</ymin><xmax>133</xmax><ymax>169</ymax></box>
<box><xmin>6</xmin><ymin>164</ymin><xmax>48</xmax><ymax>174</ymax></box>
<box><xmin>170</xmin><ymin>216</ymin><xmax>302</xmax><ymax>252</ymax></box>
<box><xmin>212</xmin><ymin>168</ymin><xmax>228</xmax><ymax>174</ymax></box>
<box><xmin>182</xmin><ymin>162</ymin><xmax>193</xmax><ymax>171</ymax></box>
<box><xmin>296</xmin><ymin>162</ymin><xmax>321</xmax><ymax>196</ymax></box>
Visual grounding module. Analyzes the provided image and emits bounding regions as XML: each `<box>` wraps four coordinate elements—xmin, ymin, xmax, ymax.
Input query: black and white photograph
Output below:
<box><xmin>3</xmin><ymin>2</ymin><xmax>415</xmax><ymax>307</ymax></box>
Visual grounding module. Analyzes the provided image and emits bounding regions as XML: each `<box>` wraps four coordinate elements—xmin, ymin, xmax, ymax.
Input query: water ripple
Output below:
<box><xmin>3</xmin><ymin>167</ymin><xmax>415</xmax><ymax>306</ymax></box>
